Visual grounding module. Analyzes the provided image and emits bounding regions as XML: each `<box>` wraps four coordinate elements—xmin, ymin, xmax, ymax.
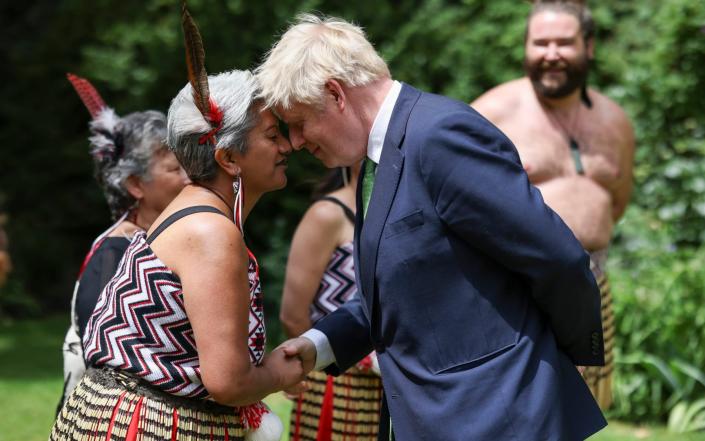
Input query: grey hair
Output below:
<box><xmin>89</xmin><ymin>109</ymin><xmax>168</xmax><ymax>219</ymax></box>
<box><xmin>167</xmin><ymin>70</ymin><xmax>260</xmax><ymax>182</ymax></box>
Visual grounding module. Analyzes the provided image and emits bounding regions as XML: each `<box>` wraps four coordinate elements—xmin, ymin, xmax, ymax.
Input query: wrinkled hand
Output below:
<box><xmin>266</xmin><ymin>347</ymin><xmax>306</xmax><ymax>391</ymax></box>
<box><xmin>277</xmin><ymin>337</ymin><xmax>317</xmax><ymax>374</ymax></box>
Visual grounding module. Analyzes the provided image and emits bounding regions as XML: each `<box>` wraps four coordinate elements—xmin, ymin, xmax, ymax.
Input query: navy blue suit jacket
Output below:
<box><xmin>315</xmin><ymin>84</ymin><xmax>607</xmax><ymax>440</ymax></box>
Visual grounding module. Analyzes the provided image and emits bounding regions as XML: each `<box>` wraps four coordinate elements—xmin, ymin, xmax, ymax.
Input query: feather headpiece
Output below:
<box><xmin>181</xmin><ymin>1</ymin><xmax>223</xmax><ymax>146</ymax></box>
<box><xmin>67</xmin><ymin>73</ymin><xmax>108</xmax><ymax>119</ymax></box>
<box><xmin>67</xmin><ymin>73</ymin><xmax>124</xmax><ymax>164</ymax></box>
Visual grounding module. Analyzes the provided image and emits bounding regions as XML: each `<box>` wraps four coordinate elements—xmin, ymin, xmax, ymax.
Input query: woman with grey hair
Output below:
<box><xmin>57</xmin><ymin>73</ymin><xmax>189</xmax><ymax>412</ymax></box>
<box><xmin>52</xmin><ymin>66</ymin><xmax>304</xmax><ymax>441</ymax></box>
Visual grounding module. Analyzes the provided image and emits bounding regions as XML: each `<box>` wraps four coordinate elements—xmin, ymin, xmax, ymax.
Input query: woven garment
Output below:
<box><xmin>309</xmin><ymin>243</ymin><xmax>356</xmax><ymax>324</ymax></box>
<box><xmin>83</xmin><ymin>232</ymin><xmax>265</xmax><ymax>399</ymax></box>
<box><xmin>50</xmin><ymin>368</ymin><xmax>244</xmax><ymax>441</ymax></box>
<box><xmin>582</xmin><ymin>250</ymin><xmax>614</xmax><ymax>410</ymax></box>
<box><xmin>290</xmin><ymin>369</ymin><xmax>382</xmax><ymax>441</ymax></box>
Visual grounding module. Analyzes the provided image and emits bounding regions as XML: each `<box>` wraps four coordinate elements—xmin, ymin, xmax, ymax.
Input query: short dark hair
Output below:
<box><xmin>525</xmin><ymin>1</ymin><xmax>594</xmax><ymax>43</ymax></box>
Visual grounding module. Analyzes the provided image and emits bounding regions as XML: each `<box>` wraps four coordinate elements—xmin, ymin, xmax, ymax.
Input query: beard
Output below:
<box><xmin>524</xmin><ymin>54</ymin><xmax>590</xmax><ymax>99</ymax></box>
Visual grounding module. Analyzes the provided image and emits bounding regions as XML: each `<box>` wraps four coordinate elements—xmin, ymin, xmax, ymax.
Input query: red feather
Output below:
<box><xmin>66</xmin><ymin>73</ymin><xmax>107</xmax><ymax>118</ymax></box>
<box><xmin>208</xmin><ymin>98</ymin><xmax>223</xmax><ymax>126</ymax></box>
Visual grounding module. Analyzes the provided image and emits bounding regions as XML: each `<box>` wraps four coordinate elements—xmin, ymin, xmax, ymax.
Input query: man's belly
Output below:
<box><xmin>535</xmin><ymin>176</ymin><xmax>614</xmax><ymax>251</ymax></box>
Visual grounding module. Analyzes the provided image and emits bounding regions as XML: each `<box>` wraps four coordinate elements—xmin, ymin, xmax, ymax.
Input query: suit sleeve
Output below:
<box><xmin>419</xmin><ymin>110</ymin><xmax>604</xmax><ymax>365</ymax></box>
<box><xmin>313</xmin><ymin>293</ymin><xmax>374</xmax><ymax>375</ymax></box>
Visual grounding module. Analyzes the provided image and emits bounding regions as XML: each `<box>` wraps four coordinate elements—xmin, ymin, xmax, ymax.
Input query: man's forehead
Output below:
<box><xmin>275</xmin><ymin>102</ymin><xmax>311</xmax><ymax>122</ymax></box>
<box><xmin>528</xmin><ymin>11</ymin><xmax>581</xmax><ymax>39</ymax></box>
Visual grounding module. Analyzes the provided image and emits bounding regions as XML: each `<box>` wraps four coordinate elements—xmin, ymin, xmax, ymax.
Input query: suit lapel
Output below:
<box><xmin>359</xmin><ymin>85</ymin><xmax>421</xmax><ymax>313</ymax></box>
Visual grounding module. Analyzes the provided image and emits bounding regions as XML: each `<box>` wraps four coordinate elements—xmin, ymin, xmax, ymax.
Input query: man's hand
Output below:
<box><xmin>278</xmin><ymin>337</ymin><xmax>317</xmax><ymax>374</ymax></box>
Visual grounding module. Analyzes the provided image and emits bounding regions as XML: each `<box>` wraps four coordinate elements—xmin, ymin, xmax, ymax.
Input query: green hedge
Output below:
<box><xmin>1</xmin><ymin>0</ymin><xmax>704</xmax><ymax>426</ymax></box>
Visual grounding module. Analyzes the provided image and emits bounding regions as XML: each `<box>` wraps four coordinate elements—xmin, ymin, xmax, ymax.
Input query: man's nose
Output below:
<box><xmin>545</xmin><ymin>42</ymin><xmax>560</xmax><ymax>60</ymax></box>
<box><xmin>288</xmin><ymin>128</ymin><xmax>306</xmax><ymax>151</ymax></box>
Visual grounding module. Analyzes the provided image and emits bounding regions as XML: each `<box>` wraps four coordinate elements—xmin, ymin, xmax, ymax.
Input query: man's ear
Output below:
<box><xmin>325</xmin><ymin>79</ymin><xmax>346</xmax><ymax>112</ymax></box>
<box><xmin>124</xmin><ymin>175</ymin><xmax>144</xmax><ymax>201</ymax></box>
<box><xmin>214</xmin><ymin>148</ymin><xmax>242</xmax><ymax>177</ymax></box>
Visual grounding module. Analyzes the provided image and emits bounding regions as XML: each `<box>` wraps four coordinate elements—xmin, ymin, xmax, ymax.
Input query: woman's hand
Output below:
<box><xmin>265</xmin><ymin>347</ymin><xmax>306</xmax><ymax>390</ymax></box>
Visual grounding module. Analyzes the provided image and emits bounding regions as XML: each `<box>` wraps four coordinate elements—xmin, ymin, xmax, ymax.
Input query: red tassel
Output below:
<box><xmin>293</xmin><ymin>393</ymin><xmax>304</xmax><ymax>441</ymax></box>
<box><xmin>126</xmin><ymin>396</ymin><xmax>144</xmax><ymax>441</ymax></box>
<box><xmin>316</xmin><ymin>375</ymin><xmax>335</xmax><ymax>441</ymax></box>
<box><xmin>238</xmin><ymin>401</ymin><xmax>268</xmax><ymax>430</ymax></box>
<box><xmin>105</xmin><ymin>392</ymin><xmax>126</xmax><ymax>440</ymax></box>
<box><xmin>171</xmin><ymin>409</ymin><xmax>178</xmax><ymax>441</ymax></box>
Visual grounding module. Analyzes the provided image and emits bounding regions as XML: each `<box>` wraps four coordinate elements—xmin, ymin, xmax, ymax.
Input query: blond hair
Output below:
<box><xmin>255</xmin><ymin>13</ymin><xmax>390</xmax><ymax>110</ymax></box>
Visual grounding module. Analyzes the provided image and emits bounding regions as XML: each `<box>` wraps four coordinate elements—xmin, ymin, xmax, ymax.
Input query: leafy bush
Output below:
<box><xmin>609</xmin><ymin>207</ymin><xmax>705</xmax><ymax>424</ymax></box>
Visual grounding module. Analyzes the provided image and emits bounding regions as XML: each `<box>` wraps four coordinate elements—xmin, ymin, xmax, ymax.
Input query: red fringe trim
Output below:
<box><xmin>316</xmin><ymin>375</ymin><xmax>335</xmax><ymax>441</ymax></box>
<box><xmin>238</xmin><ymin>401</ymin><xmax>268</xmax><ymax>430</ymax></box>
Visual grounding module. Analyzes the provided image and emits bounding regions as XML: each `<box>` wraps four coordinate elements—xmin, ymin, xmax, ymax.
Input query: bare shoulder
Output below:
<box><xmin>589</xmin><ymin>88</ymin><xmax>634</xmax><ymax>133</ymax></box>
<box><xmin>152</xmin><ymin>210</ymin><xmax>246</xmax><ymax>271</ymax></box>
<box><xmin>304</xmin><ymin>197</ymin><xmax>348</xmax><ymax>230</ymax></box>
<box><xmin>471</xmin><ymin>78</ymin><xmax>529</xmax><ymax>123</ymax></box>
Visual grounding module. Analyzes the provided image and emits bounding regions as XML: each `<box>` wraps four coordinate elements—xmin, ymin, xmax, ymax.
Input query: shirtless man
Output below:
<box><xmin>472</xmin><ymin>0</ymin><xmax>634</xmax><ymax>410</ymax></box>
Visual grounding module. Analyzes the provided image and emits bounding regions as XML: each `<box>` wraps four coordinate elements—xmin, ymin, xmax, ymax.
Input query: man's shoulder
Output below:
<box><xmin>588</xmin><ymin>88</ymin><xmax>632</xmax><ymax>128</ymax></box>
<box><xmin>405</xmin><ymin>89</ymin><xmax>491</xmax><ymax>137</ymax></box>
<box><xmin>470</xmin><ymin>78</ymin><xmax>530</xmax><ymax>124</ymax></box>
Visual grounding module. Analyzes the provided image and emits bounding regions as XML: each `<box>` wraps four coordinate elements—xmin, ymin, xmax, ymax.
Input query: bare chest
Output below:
<box><xmin>502</xmin><ymin>118</ymin><xmax>624</xmax><ymax>188</ymax></box>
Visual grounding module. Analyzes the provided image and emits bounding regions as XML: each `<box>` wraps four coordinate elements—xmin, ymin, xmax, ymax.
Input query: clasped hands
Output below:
<box><xmin>266</xmin><ymin>337</ymin><xmax>317</xmax><ymax>395</ymax></box>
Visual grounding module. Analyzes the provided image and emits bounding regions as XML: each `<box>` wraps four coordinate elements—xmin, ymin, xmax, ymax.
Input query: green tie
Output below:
<box><xmin>362</xmin><ymin>159</ymin><xmax>377</xmax><ymax>218</ymax></box>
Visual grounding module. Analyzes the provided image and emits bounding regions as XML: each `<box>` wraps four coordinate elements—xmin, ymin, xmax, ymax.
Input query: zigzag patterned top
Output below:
<box><xmin>83</xmin><ymin>230</ymin><xmax>265</xmax><ymax>399</ymax></box>
<box><xmin>309</xmin><ymin>241</ymin><xmax>357</xmax><ymax>323</ymax></box>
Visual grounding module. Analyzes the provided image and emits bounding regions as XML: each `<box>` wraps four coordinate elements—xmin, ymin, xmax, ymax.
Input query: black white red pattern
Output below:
<box><xmin>309</xmin><ymin>242</ymin><xmax>356</xmax><ymax>323</ymax></box>
<box><xmin>83</xmin><ymin>232</ymin><xmax>265</xmax><ymax>399</ymax></box>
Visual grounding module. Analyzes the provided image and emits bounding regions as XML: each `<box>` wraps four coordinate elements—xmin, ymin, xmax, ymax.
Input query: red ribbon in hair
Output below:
<box><xmin>198</xmin><ymin>98</ymin><xmax>224</xmax><ymax>146</ymax></box>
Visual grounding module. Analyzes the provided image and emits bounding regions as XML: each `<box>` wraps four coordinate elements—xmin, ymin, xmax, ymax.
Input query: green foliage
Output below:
<box><xmin>609</xmin><ymin>206</ymin><xmax>705</xmax><ymax>423</ymax></box>
<box><xmin>1</xmin><ymin>0</ymin><xmax>704</xmax><ymax>428</ymax></box>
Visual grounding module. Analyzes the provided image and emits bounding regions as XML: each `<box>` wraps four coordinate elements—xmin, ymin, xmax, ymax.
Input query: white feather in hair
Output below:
<box><xmin>88</xmin><ymin>107</ymin><xmax>122</xmax><ymax>161</ymax></box>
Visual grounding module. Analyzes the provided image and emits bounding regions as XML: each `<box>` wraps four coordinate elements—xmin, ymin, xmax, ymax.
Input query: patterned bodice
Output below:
<box><xmin>83</xmin><ymin>232</ymin><xmax>265</xmax><ymax>399</ymax></box>
<box><xmin>309</xmin><ymin>241</ymin><xmax>357</xmax><ymax>323</ymax></box>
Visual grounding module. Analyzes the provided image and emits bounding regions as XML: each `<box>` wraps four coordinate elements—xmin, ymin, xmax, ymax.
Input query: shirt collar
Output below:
<box><xmin>366</xmin><ymin>80</ymin><xmax>402</xmax><ymax>164</ymax></box>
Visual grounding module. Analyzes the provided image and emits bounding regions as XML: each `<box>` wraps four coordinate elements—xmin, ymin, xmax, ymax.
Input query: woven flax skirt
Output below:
<box><xmin>50</xmin><ymin>367</ymin><xmax>244</xmax><ymax>441</ymax></box>
<box><xmin>290</xmin><ymin>369</ymin><xmax>382</xmax><ymax>441</ymax></box>
<box><xmin>581</xmin><ymin>272</ymin><xmax>615</xmax><ymax>410</ymax></box>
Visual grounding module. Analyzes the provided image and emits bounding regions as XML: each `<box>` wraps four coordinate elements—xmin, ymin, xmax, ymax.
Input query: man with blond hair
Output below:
<box><xmin>259</xmin><ymin>14</ymin><xmax>606</xmax><ymax>440</ymax></box>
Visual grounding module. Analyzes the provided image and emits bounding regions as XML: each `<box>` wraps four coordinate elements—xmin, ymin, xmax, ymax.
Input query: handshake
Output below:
<box><xmin>266</xmin><ymin>337</ymin><xmax>318</xmax><ymax>394</ymax></box>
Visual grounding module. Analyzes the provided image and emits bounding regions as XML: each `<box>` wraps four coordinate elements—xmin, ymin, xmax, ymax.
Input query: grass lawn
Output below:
<box><xmin>2</xmin><ymin>317</ymin><xmax>704</xmax><ymax>441</ymax></box>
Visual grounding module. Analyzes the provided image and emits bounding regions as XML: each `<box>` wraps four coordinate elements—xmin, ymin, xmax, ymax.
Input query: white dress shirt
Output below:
<box><xmin>301</xmin><ymin>80</ymin><xmax>402</xmax><ymax>370</ymax></box>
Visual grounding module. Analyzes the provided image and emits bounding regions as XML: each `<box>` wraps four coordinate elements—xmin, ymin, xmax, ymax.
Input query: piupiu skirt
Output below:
<box><xmin>289</xmin><ymin>369</ymin><xmax>382</xmax><ymax>441</ymax></box>
<box><xmin>582</xmin><ymin>271</ymin><xmax>615</xmax><ymax>410</ymax></box>
<box><xmin>50</xmin><ymin>367</ymin><xmax>244</xmax><ymax>441</ymax></box>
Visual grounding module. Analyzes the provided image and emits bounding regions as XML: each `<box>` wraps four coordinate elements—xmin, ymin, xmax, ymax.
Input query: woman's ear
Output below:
<box><xmin>214</xmin><ymin>148</ymin><xmax>242</xmax><ymax>177</ymax></box>
<box><xmin>124</xmin><ymin>175</ymin><xmax>144</xmax><ymax>201</ymax></box>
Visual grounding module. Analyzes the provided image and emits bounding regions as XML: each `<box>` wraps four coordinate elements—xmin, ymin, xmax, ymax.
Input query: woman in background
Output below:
<box><xmin>59</xmin><ymin>74</ymin><xmax>189</xmax><ymax>410</ymax></box>
<box><xmin>281</xmin><ymin>163</ymin><xmax>382</xmax><ymax>441</ymax></box>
